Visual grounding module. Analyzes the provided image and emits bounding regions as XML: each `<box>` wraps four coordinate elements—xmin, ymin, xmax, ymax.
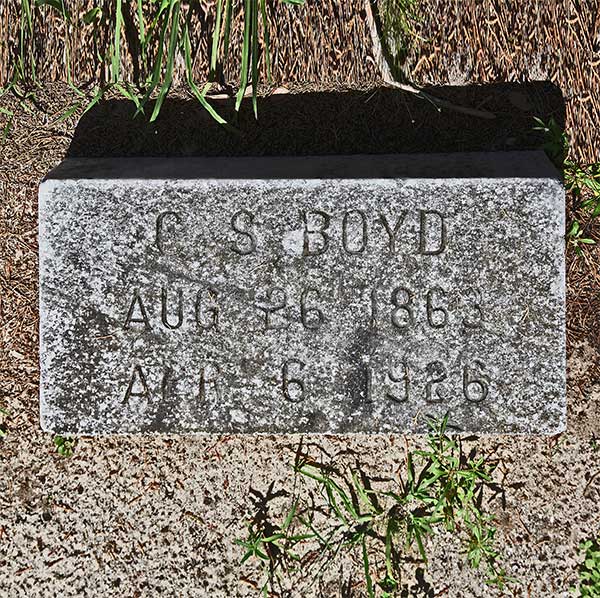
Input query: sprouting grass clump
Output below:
<box><xmin>378</xmin><ymin>0</ymin><xmax>421</xmax><ymax>72</ymax></box>
<box><xmin>12</xmin><ymin>0</ymin><xmax>306</xmax><ymax>125</ymax></box>
<box><xmin>53</xmin><ymin>434</ymin><xmax>76</xmax><ymax>457</ymax></box>
<box><xmin>236</xmin><ymin>415</ymin><xmax>515</xmax><ymax>596</ymax></box>
<box><xmin>578</xmin><ymin>538</ymin><xmax>600</xmax><ymax>597</ymax></box>
<box><xmin>534</xmin><ymin>117</ymin><xmax>600</xmax><ymax>255</ymax></box>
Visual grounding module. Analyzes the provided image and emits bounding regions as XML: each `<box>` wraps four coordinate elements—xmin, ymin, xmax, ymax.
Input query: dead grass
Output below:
<box><xmin>0</xmin><ymin>0</ymin><xmax>376</xmax><ymax>87</ymax></box>
<box><xmin>0</xmin><ymin>86</ymin><xmax>75</xmax><ymax>437</ymax></box>
<box><xmin>1</xmin><ymin>1</ymin><xmax>598</xmax><ymax>163</ymax></box>
<box><xmin>404</xmin><ymin>0</ymin><xmax>600</xmax><ymax>165</ymax></box>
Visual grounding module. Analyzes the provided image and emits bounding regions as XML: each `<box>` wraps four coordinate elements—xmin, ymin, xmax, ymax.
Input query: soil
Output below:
<box><xmin>1</xmin><ymin>1</ymin><xmax>600</xmax><ymax>597</ymax></box>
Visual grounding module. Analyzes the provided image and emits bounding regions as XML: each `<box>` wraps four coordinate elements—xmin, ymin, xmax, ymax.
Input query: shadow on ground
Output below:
<box><xmin>66</xmin><ymin>82</ymin><xmax>565</xmax><ymax>158</ymax></box>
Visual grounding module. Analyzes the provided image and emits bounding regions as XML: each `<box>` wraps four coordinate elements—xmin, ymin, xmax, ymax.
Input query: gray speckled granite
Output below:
<box><xmin>38</xmin><ymin>152</ymin><xmax>565</xmax><ymax>434</ymax></box>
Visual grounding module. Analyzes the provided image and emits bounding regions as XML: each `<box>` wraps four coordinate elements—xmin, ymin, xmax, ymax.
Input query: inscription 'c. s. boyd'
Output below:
<box><xmin>156</xmin><ymin>207</ymin><xmax>448</xmax><ymax>257</ymax></box>
<box><xmin>39</xmin><ymin>153</ymin><xmax>566</xmax><ymax>434</ymax></box>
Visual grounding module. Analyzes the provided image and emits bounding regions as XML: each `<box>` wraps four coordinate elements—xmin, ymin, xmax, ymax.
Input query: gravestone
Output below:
<box><xmin>39</xmin><ymin>152</ymin><xmax>565</xmax><ymax>434</ymax></box>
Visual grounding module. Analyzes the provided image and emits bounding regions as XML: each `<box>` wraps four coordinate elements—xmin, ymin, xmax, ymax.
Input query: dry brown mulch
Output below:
<box><xmin>406</xmin><ymin>0</ymin><xmax>600</xmax><ymax>165</ymax></box>
<box><xmin>1</xmin><ymin>0</ymin><xmax>599</xmax><ymax>163</ymax></box>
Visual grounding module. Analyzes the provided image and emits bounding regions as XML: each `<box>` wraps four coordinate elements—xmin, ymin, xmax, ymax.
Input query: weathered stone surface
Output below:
<box><xmin>39</xmin><ymin>152</ymin><xmax>565</xmax><ymax>434</ymax></box>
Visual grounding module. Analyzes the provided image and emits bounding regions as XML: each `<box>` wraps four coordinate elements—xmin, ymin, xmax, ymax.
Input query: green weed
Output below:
<box><xmin>534</xmin><ymin>117</ymin><xmax>600</xmax><ymax>256</ymax></box>
<box><xmin>0</xmin><ymin>104</ymin><xmax>15</xmax><ymax>144</ymax></box>
<box><xmin>236</xmin><ymin>415</ymin><xmax>515</xmax><ymax>595</ymax></box>
<box><xmin>14</xmin><ymin>0</ymin><xmax>37</xmax><ymax>88</ymax></box>
<box><xmin>53</xmin><ymin>434</ymin><xmax>76</xmax><ymax>457</ymax></box>
<box><xmin>577</xmin><ymin>538</ymin><xmax>600</xmax><ymax>597</ymax></box>
<box><xmin>1</xmin><ymin>0</ymin><xmax>38</xmax><ymax>143</ymax></box>
<box><xmin>378</xmin><ymin>0</ymin><xmax>421</xmax><ymax>74</ymax></box>
<box><xmin>235</xmin><ymin>483</ymin><xmax>314</xmax><ymax>596</ymax></box>
<box><xmin>568</xmin><ymin>220</ymin><xmax>596</xmax><ymax>256</ymax></box>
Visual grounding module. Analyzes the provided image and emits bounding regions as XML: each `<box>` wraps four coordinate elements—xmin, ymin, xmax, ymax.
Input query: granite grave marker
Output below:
<box><xmin>39</xmin><ymin>152</ymin><xmax>565</xmax><ymax>434</ymax></box>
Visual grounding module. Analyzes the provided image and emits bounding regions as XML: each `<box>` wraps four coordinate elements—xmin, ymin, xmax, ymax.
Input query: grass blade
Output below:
<box><xmin>260</xmin><ymin>0</ymin><xmax>271</xmax><ymax>81</ymax></box>
<box><xmin>210</xmin><ymin>0</ymin><xmax>224</xmax><ymax>78</ymax></box>
<box><xmin>57</xmin><ymin>101</ymin><xmax>81</xmax><ymax>122</ymax></box>
<box><xmin>81</xmin><ymin>86</ymin><xmax>106</xmax><ymax>115</ymax></box>
<box><xmin>150</xmin><ymin>0</ymin><xmax>180</xmax><ymax>122</ymax></box>
<box><xmin>183</xmin><ymin>21</ymin><xmax>229</xmax><ymax>126</ymax></box>
<box><xmin>223</xmin><ymin>0</ymin><xmax>233</xmax><ymax>62</ymax></box>
<box><xmin>136</xmin><ymin>4</ymin><xmax>170</xmax><ymax>118</ymax></box>
<box><xmin>137</xmin><ymin>0</ymin><xmax>146</xmax><ymax>47</ymax></box>
<box><xmin>251</xmin><ymin>0</ymin><xmax>259</xmax><ymax>117</ymax></box>
<box><xmin>112</xmin><ymin>0</ymin><xmax>123</xmax><ymax>83</ymax></box>
<box><xmin>235</xmin><ymin>0</ymin><xmax>252</xmax><ymax>112</ymax></box>
<box><xmin>282</xmin><ymin>499</ymin><xmax>298</xmax><ymax>530</ymax></box>
<box><xmin>362</xmin><ymin>536</ymin><xmax>375</xmax><ymax>598</ymax></box>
